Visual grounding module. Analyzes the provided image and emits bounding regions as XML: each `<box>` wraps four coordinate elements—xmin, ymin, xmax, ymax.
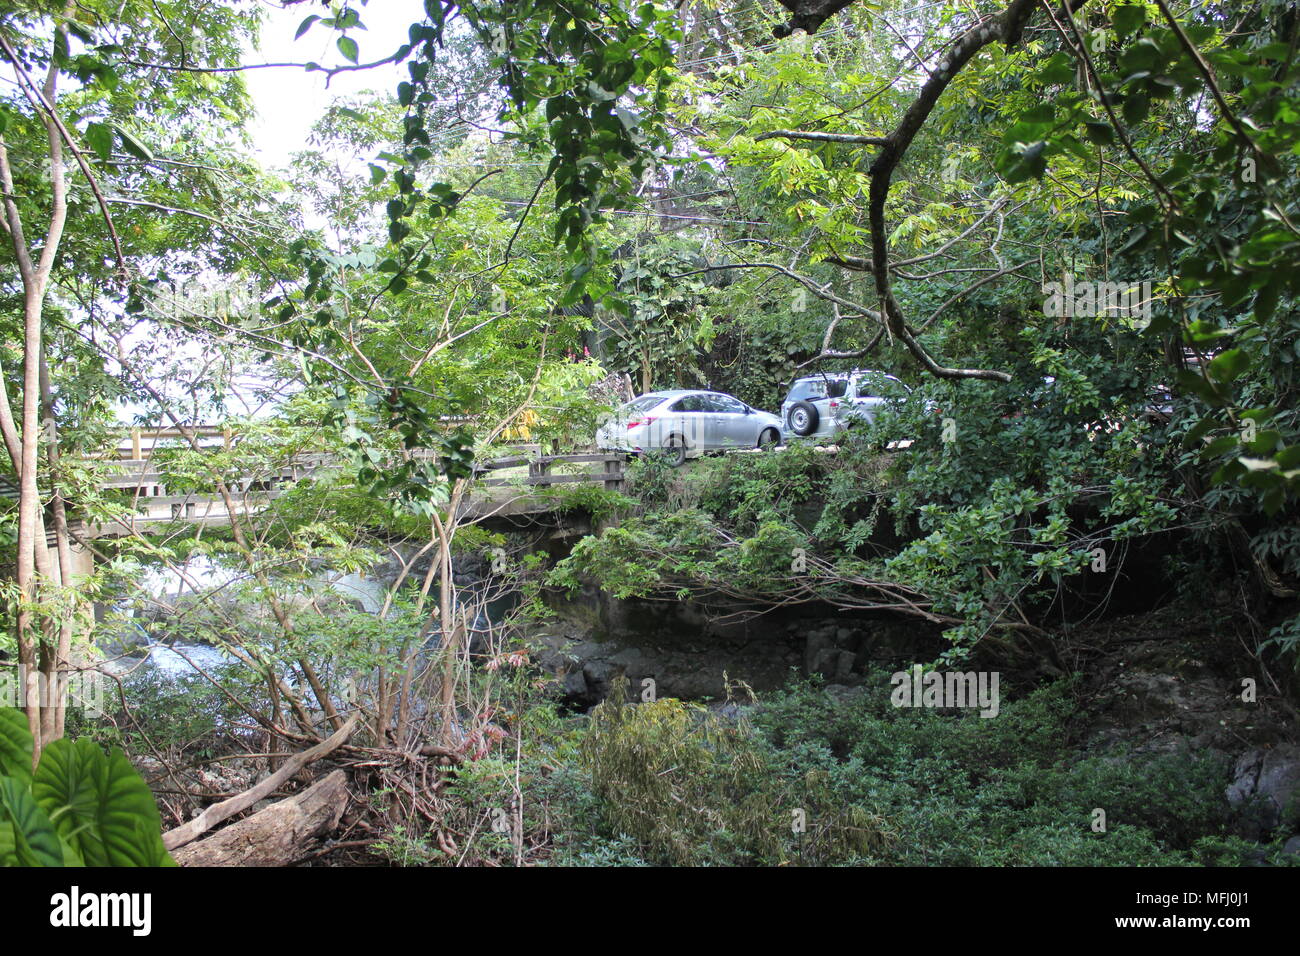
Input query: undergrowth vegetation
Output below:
<box><xmin>544</xmin><ymin>675</ymin><xmax>1290</xmax><ymax>867</ymax></box>
<box><xmin>349</xmin><ymin>671</ymin><xmax>1294</xmax><ymax>867</ymax></box>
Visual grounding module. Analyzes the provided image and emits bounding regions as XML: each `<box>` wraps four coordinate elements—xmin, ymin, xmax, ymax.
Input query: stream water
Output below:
<box><xmin>101</xmin><ymin>556</ymin><xmax>500</xmax><ymax>689</ymax></box>
<box><xmin>102</xmin><ymin>559</ymin><xmax>389</xmax><ymax>680</ymax></box>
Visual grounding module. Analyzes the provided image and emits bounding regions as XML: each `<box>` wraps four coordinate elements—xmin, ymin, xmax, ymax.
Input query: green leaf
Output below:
<box><xmin>64</xmin><ymin>21</ymin><xmax>93</xmax><ymax>44</ymax></box>
<box><xmin>1082</xmin><ymin>120</ymin><xmax>1114</xmax><ymax>145</ymax></box>
<box><xmin>83</xmin><ymin>121</ymin><xmax>114</xmax><ymax>161</ymax></box>
<box><xmin>1253</xmin><ymin>281</ymin><xmax>1280</xmax><ymax>322</ymax></box>
<box><xmin>1206</xmin><ymin>348</ymin><xmax>1249</xmax><ymax>384</ymax></box>
<box><xmin>337</xmin><ymin>36</ymin><xmax>359</xmax><ymax>64</ymax></box>
<box><xmin>1035</xmin><ymin>52</ymin><xmax>1074</xmax><ymax>86</ymax></box>
<box><xmin>1175</xmin><ymin>369</ymin><xmax>1226</xmax><ymax>406</ymax></box>
<box><xmin>998</xmin><ymin>141</ymin><xmax>1048</xmax><ymax>183</ymax></box>
<box><xmin>93</xmin><ymin>64</ymin><xmax>120</xmax><ymax>92</ymax></box>
<box><xmin>1202</xmin><ymin>434</ymin><xmax>1240</xmax><ymax>458</ymax></box>
<box><xmin>1112</xmin><ymin>3</ymin><xmax>1147</xmax><ymax>39</ymax></box>
<box><xmin>114</xmin><ymin>125</ymin><xmax>153</xmax><ymax>162</ymax></box>
<box><xmin>0</xmin><ymin>775</ymin><xmax>63</xmax><ymax>866</ymax></box>
<box><xmin>0</xmin><ymin>709</ymin><xmax>33</xmax><ymax>785</ymax></box>
<box><xmin>1180</xmin><ymin>416</ymin><xmax>1218</xmax><ymax>448</ymax></box>
<box><xmin>295</xmin><ymin>14</ymin><xmax>320</xmax><ymax>39</ymax></box>
<box><xmin>33</xmin><ymin>738</ymin><xmax>173</xmax><ymax>867</ymax></box>
<box><xmin>1121</xmin><ymin>92</ymin><xmax>1149</xmax><ymax>125</ymax></box>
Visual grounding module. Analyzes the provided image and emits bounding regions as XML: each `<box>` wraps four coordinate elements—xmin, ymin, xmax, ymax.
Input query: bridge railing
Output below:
<box><xmin>23</xmin><ymin>429</ymin><xmax>627</xmax><ymax>540</ymax></box>
<box><xmin>93</xmin><ymin>448</ymin><xmax>627</xmax><ymax>505</ymax></box>
<box><xmin>475</xmin><ymin>451</ymin><xmax>626</xmax><ymax>492</ymax></box>
<box><xmin>95</xmin><ymin>419</ymin><xmax>483</xmax><ymax>460</ymax></box>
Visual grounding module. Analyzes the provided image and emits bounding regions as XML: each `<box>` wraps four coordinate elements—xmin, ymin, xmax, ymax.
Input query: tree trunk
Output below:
<box><xmin>170</xmin><ymin>770</ymin><xmax>351</xmax><ymax>867</ymax></box>
<box><xmin>0</xmin><ymin>16</ymin><xmax>74</xmax><ymax>760</ymax></box>
<box><xmin>39</xmin><ymin>349</ymin><xmax>76</xmax><ymax>741</ymax></box>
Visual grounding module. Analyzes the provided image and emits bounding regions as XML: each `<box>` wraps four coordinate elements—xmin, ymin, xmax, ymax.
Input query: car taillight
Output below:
<box><xmin>627</xmin><ymin>417</ymin><xmax>656</xmax><ymax>428</ymax></box>
<box><xmin>829</xmin><ymin>400</ymin><xmax>839</xmax><ymax>409</ymax></box>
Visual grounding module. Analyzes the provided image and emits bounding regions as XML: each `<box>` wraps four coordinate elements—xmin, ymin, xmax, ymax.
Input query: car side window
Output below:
<box><xmin>854</xmin><ymin>374</ymin><xmax>906</xmax><ymax>400</ymax></box>
<box><xmin>670</xmin><ymin>396</ymin><xmax>702</xmax><ymax>412</ymax></box>
<box><xmin>712</xmin><ymin>395</ymin><xmax>746</xmax><ymax>414</ymax></box>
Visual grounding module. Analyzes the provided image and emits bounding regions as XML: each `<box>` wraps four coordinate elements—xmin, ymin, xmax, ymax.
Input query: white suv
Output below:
<box><xmin>780</xmin><ymin>370</ymin><xmax>910</xmax><ymax>440</ymax></box>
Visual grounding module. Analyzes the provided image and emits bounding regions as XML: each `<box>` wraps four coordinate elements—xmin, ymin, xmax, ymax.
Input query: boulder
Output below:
<box><xmin>1227</xmin><ymin>744</ymin><xmax>1300</xmax><ymax>839</ymax></box>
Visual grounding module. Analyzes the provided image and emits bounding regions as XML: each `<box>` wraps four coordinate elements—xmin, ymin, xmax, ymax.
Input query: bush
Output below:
<box><xmin>578</xmin><ymin>678</ymin><xmax>894</xmax><ymax>865</ymax></box>
<box><xmin>748</xmin><ymin>675</ymin><xmax>1244</xmax><ymax>866</ymax></box>
<box><xmin>581</xmin><ymin>680</ymin><xmax>783</xmax><ymax>865</ymax></box>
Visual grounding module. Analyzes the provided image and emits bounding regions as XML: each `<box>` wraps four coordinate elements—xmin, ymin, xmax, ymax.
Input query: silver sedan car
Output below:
<box><xmin>595</xmin><ymin>390</ymin><xmax>783</xmax><ymax>466</ymax></box>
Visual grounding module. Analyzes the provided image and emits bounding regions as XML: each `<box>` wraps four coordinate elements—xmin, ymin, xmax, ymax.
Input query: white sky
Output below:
<box><xmin>244</xmin><ymin>0</ymin><xmax>429</xmax><ymax>170</ymax></box>
<box><xmin>113</xmin><ymin>3</ymin><xmax>432</xmax><ymax>425</ymax></box>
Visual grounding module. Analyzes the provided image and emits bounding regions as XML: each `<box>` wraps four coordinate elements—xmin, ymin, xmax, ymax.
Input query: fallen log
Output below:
<box><xmin>164</xmin><ymin>711</ymin><xmax>359</xmax><ymax>852</ymax></box>
<box><xmin>171</xmin><ymin>769</ymin><xmax>351</xmax><ymax>867</ymax></box>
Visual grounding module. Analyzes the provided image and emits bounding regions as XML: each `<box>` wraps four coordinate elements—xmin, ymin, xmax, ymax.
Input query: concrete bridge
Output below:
<box><xmin>0</xmin><ymin>427</ymin><xmax>628</xmax><ymax>551</ymax></box>
<box><xmin>89</xmin><ymin>441</ymin><xmax>628</xmax><ymax>537</ymax></box>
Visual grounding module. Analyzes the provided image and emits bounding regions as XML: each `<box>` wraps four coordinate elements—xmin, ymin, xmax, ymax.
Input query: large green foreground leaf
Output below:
<box><xmin>33</xmin><ymin>737</ymin><xmax>174</xmax><ymax>867</ymax></box>
<box><xmin>0</xmin><ymin>708</ymin><xmax>33</xmax><ymax>784</ymax></box>
<box><xmin>0</xmin><ymin>775</ymin><xmax>63</xmax><ymax>866</ymax></box>
<box><xmin>0</xmin><ymin>708</ymin><xmax>174</xmax><ymax>867</ymax></box>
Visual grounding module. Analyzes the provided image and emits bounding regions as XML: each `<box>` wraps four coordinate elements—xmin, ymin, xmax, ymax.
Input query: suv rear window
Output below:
<box><xmin>787</xmin><ymin>378</ymin><xmax>848</xmax><ymax>402</ymax></box>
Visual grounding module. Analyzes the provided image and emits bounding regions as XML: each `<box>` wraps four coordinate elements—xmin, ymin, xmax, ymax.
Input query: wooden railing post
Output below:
<box><xmin>130</xmin><ymin>428</ymin><xmax>141</xmax><ymax>460</ymax></box>
<box><xmin>604</xmin><ymin>454</ymin><xmax>624</xmax><ymax>491</ymax></box>
<box><xmin>528</xmin><ymin>456</ymin><xmax>553</xmax><ymax>488</ymax></box>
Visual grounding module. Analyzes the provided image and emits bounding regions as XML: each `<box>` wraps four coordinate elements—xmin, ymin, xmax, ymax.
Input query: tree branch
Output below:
<box><xmin>863</xmin><ymin>0</ymin><xmax>1061</xmax><ymax>382</ymax></box>
<box><xmin>754</xmin><ymin>129</ymin><xmax>889</xmax><ymax>146</ymax></box>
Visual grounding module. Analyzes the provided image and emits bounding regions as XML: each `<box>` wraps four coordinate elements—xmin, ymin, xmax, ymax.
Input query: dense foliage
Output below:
<box><xmin>1</xmin><ymin>0</ymin><xmax>1297</xmax><ymax>868</ymax></box>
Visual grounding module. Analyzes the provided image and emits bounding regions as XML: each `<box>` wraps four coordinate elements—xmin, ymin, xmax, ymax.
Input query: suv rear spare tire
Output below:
<box><xmin>788</xmin><ymin>401</ymin><xmax>819</xmax><ymax>437</ymax></box>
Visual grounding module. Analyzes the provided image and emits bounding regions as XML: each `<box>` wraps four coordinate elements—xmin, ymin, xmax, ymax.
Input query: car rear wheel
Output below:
<box><xmin>789</xmin><ymin>401</ymin><xmax>819</xmax><ymax>437</ymax></box>
<box><xmin>658</xmin><ymin>434</ymin><xmax>688</xmax><ymax>468</ymax></box>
